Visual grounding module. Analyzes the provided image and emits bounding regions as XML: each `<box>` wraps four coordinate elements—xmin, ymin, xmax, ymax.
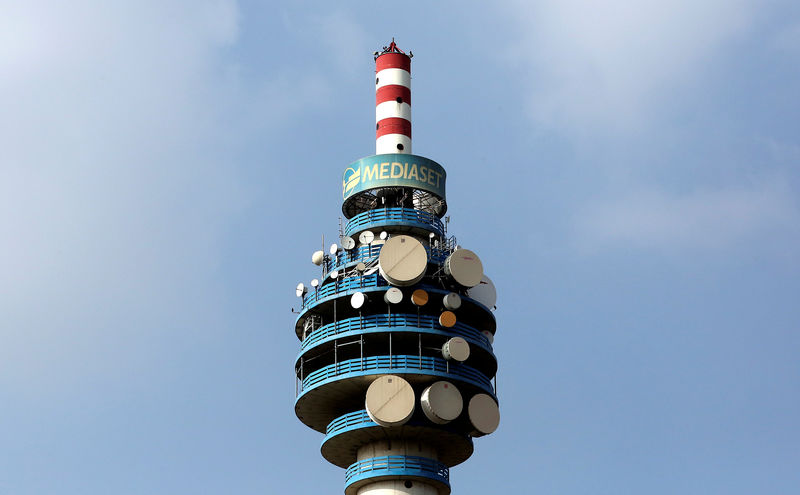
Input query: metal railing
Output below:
<box><xmin>344</xmin><ymin>207</ymin><xmax>445</xmax><ymax>238</ymax></box>
<box><xmin>325</xmin><ymin>244</ymin><xmax>450</xmax><ymax>274</ymax></box>
<box><xmin>325</xmin><ymin>410</ymin><xmax>373</xmax><ymax>436</ymax></box>
<box><xmin>302</xmin><ymin>273</ymin><xmax>386</xmax><ymax>307</ymax></box>
<box><xmin>345</xmin><ymin>455</ymin><xmax>449</xmax><ymax>488</ymax></box>
<box><xmin>300</xmin><ymin>313</ymin><xmax>491</xmax><ymax>352</ymax></box>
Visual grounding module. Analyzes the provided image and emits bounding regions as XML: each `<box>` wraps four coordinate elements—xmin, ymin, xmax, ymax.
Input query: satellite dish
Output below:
<box><xmin>351</xmin><ymin>292</ymin><xmax>367</xmax><ymax>309</ymax></box>
<box><xmin>365</xmin><ymin>375</ymin><xmax>415</xmax><ymax>427</ymax></box>
<box><xmin>329</xmin><ymin>270</ymin><xmax>339</xmax><ymax>280</ymax></box>
<box><xmin>468</xmin><ymin>275</ymin><xmax>497</xmax><ymax>309</ymax></box>
<box><xmin>359</xmin><ymin>230</ymin><xmax>375</xmax><ymax>245</ymax></box>
<box><xmin>341</xmin><ymin>236</ymin><xmax>356</xmax><ymax>250</ymax></box>
<box><xmin>378</xmin><ymin>235</ymin><xmax>427</xmax><ymax>286</ymax></box>
<box><xmin>481</xmin><ymin>330</ymin><xmax>494</xmax><ymax>345</ymax></box>
<box><xmin>311</xmin><ymin>250</ymin><xmax>325</xmax><ymax>266</ymax></box>
<box><xmin>355</xmin><ymin>262</ymin><xmax>366</xmax><ymax>272</ymax></box>
<box><xmin>310</xmin><ymin>279</ymin><xmax>319</xmax><ymax>288</ymax></box>
<box><xmin>380</xmin><ymin>231</ymin><xmax>388</xmax><ymax>240</ymax></box>
<box><xmin>421</xmin><ymin>381</ymin><xmax>463</xmax><ymax>424</ymax></box>
<box><xmin>438</xmin><ymin>311</ymin><xmax>457</xmax><ymax>328</ymax></box>
<box><xmin>442</xmin><ymin>337</ymin><xmax>470</xmax><ymax>361</ymax></box>
<box><xmin>443</xmin><ymin>292</ymin><xmax>462</xmax><ymax>310</ymax></box>
<box><xmin>295</xmin><ymin>283</ymin><xmax>307</xmax><ymax>298</ymax></box>
<box><xmin>329</xmin><ymin>243</ymin><xmax>339</xmax><ymax>255</ymax></box>
<box><xmin>384</xmin><ymin>287</ymin><xmax>403</xmax><ymax>304</ymax></box>
<box><xmin>411</xmin><ymin>289</ymin><xmax>429</xmax><ymax>307</ymax></box>
<box><xmin>468</xmin><ymin>394</ymin><xmax>500</xmax><ymax>436</ymax></box>
<box><xmin>429</xmin><ymin>232</ymin><xmax>435</xmax><ymax>239</ymax></box>
<box><xmin>444</xmin><ymin>249</ymin><xmax>483</xmax><ymax>288</ymax></box>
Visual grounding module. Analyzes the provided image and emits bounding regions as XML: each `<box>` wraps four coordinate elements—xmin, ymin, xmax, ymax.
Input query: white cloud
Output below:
<box><xmin>502</xmin><ymin>0</ymin><xmax>756</xmax><ymax>133</ymax></box>
<box><xmin>571</xmin><ymin>178</ymin><xmax>799</xmax><ymax>253</ymax></box>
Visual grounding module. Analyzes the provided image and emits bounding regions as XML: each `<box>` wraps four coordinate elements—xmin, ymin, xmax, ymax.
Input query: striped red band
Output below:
<box><xmin>376</xmin><ymin>118</ymin><xmax>412</xmax><ymax>138</ymax></box>
<box><xmin>376</xmin><ymin>85</ymin><xmax>412</xmax><ymax>106</ymax></box>
<box><xmin>375</xmin><ymin>53</ymin><xmax>411</xmax><ymax>72</ymax></box>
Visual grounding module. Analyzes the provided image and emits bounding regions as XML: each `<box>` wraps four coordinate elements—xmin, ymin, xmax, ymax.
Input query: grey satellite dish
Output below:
<box><xmin>359</xmin><ymin>230</ymin><xmax>375</xmax><ymax>245</ymax></box>
<box><xmin>350</xmin><ymin>292</ymin><xmax>367</xmax><ymax>309</ymax></box>
<box><xmin>442</xmin><ymin>337</ymin><xmax>470</xmax><ymax>362</ymax></box>
<box><xmin>481</xmin><ymin>330</ymin><xmax>494</xmax><ymax>345</ymax></box>
<box><xmin>421</xmin><ymin>381</ymin><xmax>463</xmax><ymax>424</ymax></box>
<box><xmin>443</xmin><ymin>292</ymin><xmax>462</xmax><ymax>310</ymax></box>
<box><xmin>341</xmin><ymin>236</ymin><xmax>356</xmax><ymax>250</ymax></box>
<box><xmin>329</xmin><ymin>243</ymin><xmax>339</xmax><ymax>255</ymax></box>
<box><xmin>295</xmin><ymin>283</ymin><xmax>307</xmax><ymax>298</ymax></box>
<box><xmin>468</xmin><ymin>394</ymin><xmax>500</xmax><ymax>436</ymax></box>
<box><xmin>444</xmin><ymin>249</ymin><xmax>483</xmax><ymax>288</ymax></box>
<box><xmin>380</xmin><ymin>231</ymin><xmax>388</xmax><ymax>240</ymax></box>
<box><xmin>384</xmin><ymin>287</ymin><xmax>403</xmax><ymax>304</ymax></box>
<box><xmin>355</xmin><ymin>262</ymin><xmax>366</xmax><ymax>272</ymax></box>
<box><xmin>310</xmin><ymin>279</ymin><xmax>319</xmax><ymax>288</ymax></box>
<box><xmin>311</xmin><ymin>250</ymin><xmax>325</xmax><ymax>266</ymax></box>
<box><xmin>329</xmin><ymin>270</ymin><xmax>339</xmax><ymax>280</ymax></box>
<box><xmin>365</xmin><ymin>375</ymin><xmax>415</xmax><ymax>427</ymax></box>
<box><xmin>468</xmin><ymin>274</ymin><xmax>497</xmax><ymax>310</ymax></box>
<box><xmin>378</xmin><ymin>235</ymin><xmax>427</xmax><ymax>286</ymax></box>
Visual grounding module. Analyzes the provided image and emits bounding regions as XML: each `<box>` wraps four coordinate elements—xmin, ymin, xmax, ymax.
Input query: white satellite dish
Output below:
<box><xmin>421</xmin><ymin>381</ymin><xmax>463</xmax><ymax>424</ymax></box>
<box><xmin>310</xmin><ymin>279</ymin><xmax>319</xmax><ymax>288</ymax></box>
<box><xmin>481</xmin><ymin>330</ymin><xmax>494</xmax><ymax>345</ymax></box>
<box><xmin>295</xmin><ymin>283</ymin><xmax>307</xmax><ymax>298</ymax></box>
<box><xmin>359</xmin><ymin>230</ymin><xmax>375</xmax><ymax>245</ymax></box>
<box><xmin>329</xmin><ymin>243</ymin><xmax>339</xmax><ymax>255</ymax></box>
<box><xmin>442</xmin><ymin>337</ymin><xmax>470</xmax><ymax>362</ymax></box>
<box><xmin>378</xmin><ymin>235</ymin><xmax>427</xmax><ymax>286</ymax></box>
<box><xmin>365</xmin><ymin>375</ymin><xmax>415</xmax><ymax>427</ymax></box>
<box><xmin>443</xmin><ymin>292</ymin><xmax>462</xmax><ymax>310</ymax></box>
<box><xmin>341</xmin><ymin>236</ymin><xmax>356</xmax><ymax>250</ymax></box>
<box><xmin>350</xmin><ymin>292</ymin><xmax>367</xmax><ymax>309</ymax></box>
<box><xmin>384</xmin><ymin>287</ymin><xmax>403</xmax><ymax>304</ymax></box>
<box><xmin>329</xmin><ymin>270</ymin><xmax>339</xmax><ymax>280</ymax></box>
<box><xmin>444</xmin><ymin>249</ymin><xmax>483</xmax><ymax>288</ymax></box>
<box><xmin>311</xmin><ymin>250</ymin><xmax>325</xmax><ymax>266</ymax></box>
<box><xmin>468</xmin><ymin>274</ymin><xmax>497</xmax><ymax>310</ymax></box>
<box><xmin>468</xmin><ymin>394</ymin><xmax>500</xmax><ymax>436</ymax></box>
<box><xmin>355</xmin><ymin>262</ymin><xmax>366</xmax><ymax>272</ymax></box>
<box><xmin>380</xmin><ymin>231</ymin><xmax>388</xmax><ymax>240</ymax></box>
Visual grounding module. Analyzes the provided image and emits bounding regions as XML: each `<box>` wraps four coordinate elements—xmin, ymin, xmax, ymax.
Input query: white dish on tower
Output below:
<box><xmin>443</xmin><ymin>292</ymin><xmax>462</xmax><ymax>310</ymax></box>
<box><xmin>421</xmin><ymin>381</ymin><xmax>463</xmax><ymax>424</ymax></box>
<box><xmin>341</xmin><ymin>236</ymin><xmax>356</xmax><ymax>250</ymax></box>
<box><xmin>329</xmin><ymin>270</ymin><xmax>339</xmax><ymax>280</ymax></box>
<box><xmin>359</xmin><ymin>230</ymin><xmax>375</xmax><ymax>245</ymax></box>
<box><xmin>295</xmin><ymin>283</ymin><xmax>307</xmax><ymax>298</ymax></box>
<box><xmin>310</xmin><ymin>279</ymin><xmax>319</xmax><ymax>288</ymax></box>
<box><xmin>444</xmin><ymin>249</ymin><xmax>483</xmax><ymax>288</ymax></box>
<box><xmin>355</xmin><ymin>262</ymin><xmax>366</xmax><ymax>272</ymax></box>
<box><xmin>311</xmin><ymin>250</ymin><xmax>325</xmax><ymax>266</ymax></box>
<box><xmin>442</xmin><ymin>337</ymin><xmax>470</xmax><ymax>362</ymax></box>
<box><xmin>350</xmin><ymin>292</ymin><xmax>367</xmax><ymax>309</ymax></box>
<box><xmin>468</xmin><ymin>274</ymin><xmax>497</xmax><ymax>309</ymax></box>
<box><xmin>329</xmin><ymin>243</ymin><xmax>339</xmax><ymax>255</ymax></box>
<box><xmin>384</xmin><ymin>287</ymin><xmax>403</xmax><ymax>304</ymax></box>
<box><xmin>378</xmin><ymin>235</ymin><xmax>427</xmax><ymax>287</ymax></box>
<box><xmin>468</xmin><ymin>394</ymin><xmax>500</xmax><ymax>436</ymax></box>
<box><xmin>380</xmin><ymin>231</ymin><xmax>388</xmax><ymax>240</ymax></box>
<box><xmin>365</xmin><ymin>375</ymin><xmax>415</xmax><ymax>427</ymax></box>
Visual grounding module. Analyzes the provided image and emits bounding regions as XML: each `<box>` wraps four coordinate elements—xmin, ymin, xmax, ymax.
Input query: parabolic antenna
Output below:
<box><xmin>341</xmin><ymin>236</ymin><xmax>356</xmax><ymax>250</ymax></box>
<box><xmin>411</xmin><ymin>289</ymin><xmax>429</xmax><ymax>306</ymax></box>
<box><xmin>468</xmin><ymin>274</ymin><xmax>497</xmax><ymax>310</ymax></box>
<box><xmin>442</xmin><ymin>337</ymin><xmax>470</xmax><ymax>362</ymax></box>
<box><xmin>468</xmin><ymin>394</ymin><xmax>500</xmax><ymax>436</ymax></box>
<box><xmin>311</xmin><ymin>250</ymin><xmax>325</xmax><ymax>266</ymax></box>
<box><xmin>380</xmin><ymin>231</ymin><xmax>388</xmax><ymax>240</ymax></box>
<box><xmin>481</xmin><ymin>330</ymin><xmax>494</xmax><ymax>345</ymax></box>
<box><xmin>329</xmin><ymin>243</ymin><xmax>339</xmax><ymax>255</ymax></box>
<box><xmin>439</xmin><ymin>311</ymin><xmax>457</xmax><ymax>328</ymax></box>
<box><xmin>365</xmin><ymin>375</ymin><xmax>415</xmax><ymax>427</ymax></box>
<box><xmin>310</xmin><ymin>279</ymin><xmax>319</xmax><ymax>288</ymax></box>
<box><xmin>443</xmin><ymin>292</ymin><xmax>462</xmax><ymax>310</ymax></box>
<box><xmin>355</xmin><ymin>262</ymin><xmax>366</xmax><ymax>272</ymax></box>
<box><xmin>329</xmin><ymin>270</ymin><xmax>339</xmax><ymax>280</ymax></box>
<box><xmin>384</xmin><ymin>287</ymin><xmax>403</xmax><ymax>304</ymax></box>
<box><xmin>421</xmin><ymin>381</ymin><xmax>463</xmax><ymax>424</ymax></box>
<box><xmin>359</xmin><ymin>230</ymin><xmax>375</xmax><ymax>245</ymax></box>
<box><xmin>444</xmin><ymin>249</ymin><xmax>483</xmax><ymax>288</ymax></box>
<box><xmin>295</xmin><ymin>283</ymin><xmax>307</xmax><ymax>298</ymax></box>
<box><xmin>378</xmin><ymin>235</ymin><xmax>427</xmax><ymax>287</ymax></box>
<box><xmin>351</xmin><ymin>291</ymin><xmax>367</xmax><ymax>309</ymax></box>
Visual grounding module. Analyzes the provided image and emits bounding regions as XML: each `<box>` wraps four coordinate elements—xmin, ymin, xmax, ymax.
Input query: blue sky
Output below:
<box><xmin>2</xmin><ymin>1</ymin><xmax>799</xmax><ymax>494</ymax></box>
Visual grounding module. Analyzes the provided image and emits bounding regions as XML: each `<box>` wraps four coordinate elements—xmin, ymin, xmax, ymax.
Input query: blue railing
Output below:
<box><xmin>325</xmin><ymin>244</ymin><xmax>450</xmax><ymax>274</ymax></box>
<box><xmin>299</xmin><ymin>355</ymin><xmax>495</xmax><ymax>397</ymax></box>
<box><xmin>344</xmin><ymin>208</ymin><xmax>445</xmax><ymax>238</ymax></box>
<box><xmin>302</xmin><ymin>273</ymin><xmax>387</xmax><ymax>307</ymax></box>
<box><xmin>345</xmin><ymin>455</ymin><xmax>449</xmax><ymax>489</ymax></box>
<box><xmin>300</xmin><ymin>314</ymin><xmax>491</xmax><ymax>353</ymax></box>
<box><xmin>326</xmin><ymin>410</ymin><xmax>374</xmax><ymax>437</ymax></box>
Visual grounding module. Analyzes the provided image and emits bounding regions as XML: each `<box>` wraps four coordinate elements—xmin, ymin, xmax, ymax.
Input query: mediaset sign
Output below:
<box><xmin>342</xmin><ymin>154</ymin><xmax>447</xmax><ymax>201</ymax></box>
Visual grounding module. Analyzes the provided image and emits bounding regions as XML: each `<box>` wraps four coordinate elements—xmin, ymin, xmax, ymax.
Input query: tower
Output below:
<box><xmin>293</xmin><ymin>41</ymin><xmax>499</xmax><ymax>495</ymax></box>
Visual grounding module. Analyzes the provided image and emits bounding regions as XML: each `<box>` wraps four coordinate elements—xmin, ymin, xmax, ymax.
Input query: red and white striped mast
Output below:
<box><xmin>375</xmin><ymin>40</ymin><xmax>412</xmax><ymax>155</ymax></box>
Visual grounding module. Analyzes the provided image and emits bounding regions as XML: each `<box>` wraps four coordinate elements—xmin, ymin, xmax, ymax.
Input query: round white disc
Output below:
<box><xmin>468</xmin><ymin>394</ymin><xmax>500</xmax><ymax>435</ymax></box>
<box><xmin>378</xmin><ymin>235</ymin><xmax>428</xmax><ymax>286</ymax></box>
<box><xmin>365</xmin><ymin>375</ymin><xmax>415</xmax><ymax>427</ymax></box>
<box><xmin>442</xmin><ymin>337</ymin><xmax>470</xmax><ymax>362</ymax></box>
<box><xmin>421</xmin><ymin>381</ymin><xmax>463</xmax><ymax>424</ymax></box>
<box><xmin>341</xmin><ymin>236</ymin><xmax>356</xmax><ymax>250</ymax></box>
<box><xmin>445</xmin><ymin>249</ymin><xmax>483</xmax><ymax>288</ymax></box>
<box><xmin>310</xmin><ymin>279</ymin><xmax>319</xmax><ymax>288</ymax></box>
<box><xmin>329</xmin><ymin>270</ymin><xmax>339</xmax><ymax>280</ymax></box>
<box><xmin>468</xmin><ymin>274</ymin><xmax>497</xmax><ymax>309</ymax></box>
<box><xmin>359</xmin><ymin>230</ymin><xmax>375</xmax><ymax>245</ymax></box>
<box><xmin>443</xmin><ymin>292</ymin><xmax>462</xmax><ymax>310</ymax></box>
<box><xmin>356</xmin><ymin>262</ymin><xmax>366</xmax><ymax>272</ymax></box>
<box><xmin>384</xmin><ymin>287</ymin><xmax>403</xmax><ymax>304</ymax></box>
<box><xmin>295</xmin><ymin>283</ymin><xmax>306</xmax><ymax>298</ymax></box>
<box><xmin>351</xmin><ymin>292</ymin><xmax>366</xmax><ymax>309</ymax></box>
<box><xmin>311</xmin><ymin>250</ymin><xmax>325</xmax><ymax>266</ymax></box>
<box><xmin>329</xmin><ymin>243</ymin><xmax>339</xmax><ymax>255</ymax></box>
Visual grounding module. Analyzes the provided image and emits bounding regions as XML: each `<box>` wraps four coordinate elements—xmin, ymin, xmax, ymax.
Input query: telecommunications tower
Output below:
<box><xmin>293</xmin><ymin>41</ymin><xmax>500</xmax><ymax>495</ymax></box>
